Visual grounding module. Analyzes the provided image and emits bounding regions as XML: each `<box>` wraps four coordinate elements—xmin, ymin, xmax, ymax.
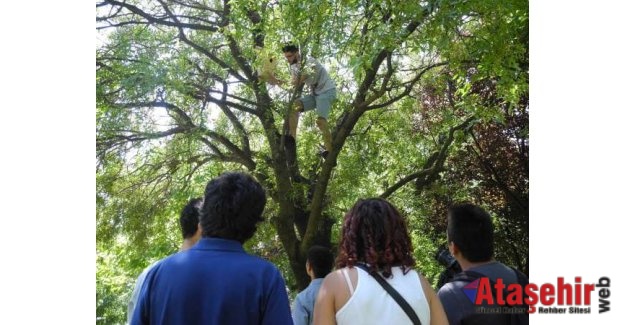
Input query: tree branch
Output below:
<box><xmin>215</xmin><ymin>82</ymin><xmax>252</xmax><ymax>156</ymax></box>
<box><xmin>380</xmin><ymin>116</ymin><xmax>476</xmax><ymax>198</ymax></box>
<box><xmin>104</xmin><ymin>0</ymin><xmax>219</xmax><ymax>32</ymax></box>
<box><xmin>169</xmin><ymin>0</ymin><xmax>223</xmax><ymax>14</ymax></box>
<box><xmin>97</xmin><ymin>125</ymin><xmax>192</xmax><ymax>153</ymax></box>
<box><xmin>365</xmin><ymin>62</ymin><xmax>448</xmax><ymax>110</ymax></box>
<box><xmin>468</xmin><ymin>131</ymin><xmax>527</xmax><ymax>210</ymax></box>
<box><xmin>221</xmin><ymin>0</ymin><xmax>255</xmax><ymax>81</ymax></box>
<box><xmin>177</xmin><ymin>33</ymin><xmax>247</xmax><ymax>82</ymax></box>
<box><xmin>198</xmin><ymin>126</ymin><xmax>256</xmax><ymax>170</ymax></box>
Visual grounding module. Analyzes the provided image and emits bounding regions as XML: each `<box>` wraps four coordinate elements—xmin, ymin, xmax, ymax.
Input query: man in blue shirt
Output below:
<box><xmin>131</xmin><ymin>172</ymin><xmax>293</xmax><ymax>325</ymax></box>
<box><xmin>292</xmin><ymin>245</ymin><xmax>334</xmax><ymax>325</ymax></box>
<box><xmin>127</xmin><ymin>197</ymin><xmax>203</xmax><ymax>324</ymax></box>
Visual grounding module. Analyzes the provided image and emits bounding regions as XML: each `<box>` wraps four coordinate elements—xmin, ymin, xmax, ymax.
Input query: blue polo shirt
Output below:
<box><xmin>131</xmin><ymin>237</ymin><xmax>293</xmax><ymax>325</ymax></box>
<box><xmin>292</xmin><ymin>278</ymin><xmax>324</xmax><ymax>325</ymax></box>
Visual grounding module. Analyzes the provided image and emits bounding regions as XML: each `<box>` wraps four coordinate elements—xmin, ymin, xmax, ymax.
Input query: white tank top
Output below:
<box><xmin>336</xmin><ymin>266</ymin><xmax>431</xmax><ymax>325</ymax></box>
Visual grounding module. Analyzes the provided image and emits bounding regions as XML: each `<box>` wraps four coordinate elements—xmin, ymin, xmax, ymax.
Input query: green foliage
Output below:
<box><xmin>96</xmin><ymin>0</ymin><xmax>528</xmax><ymax>321</ymax></box>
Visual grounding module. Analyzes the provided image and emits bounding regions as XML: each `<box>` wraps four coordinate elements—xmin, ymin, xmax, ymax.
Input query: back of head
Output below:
<box><xmin>307</xmin><ymin>245</ymin><xmax>334</xmax><ymax>278</ymax></box>
<box><xmin>447</xmin><ymin>203</ymin><xmax>494</xmax><ymax>262</ymax></box>
<box><xmin>282</xmin><ymin>43</ymin><xmax>298</xmax><ymax>53</ymax></box>
<box><xmin>200</xmin><ymin>172</ymin><xmax>266</xmax><ymax>243</ymax></box>
<box><xmin>336</xmin><ymin>198</ymin><xmax>415</xmax><ymax>277</ymax></box>
<box><xmin>179</xmin><ymin>197</ymin><xmax>203</xmax><ymax>239</ymax></box>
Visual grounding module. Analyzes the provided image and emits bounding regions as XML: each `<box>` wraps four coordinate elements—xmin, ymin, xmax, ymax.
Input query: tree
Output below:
<box><xmin>96</xmin><ymin>0</ymin><xmax>528</xmax><ymax>322</ymax></box>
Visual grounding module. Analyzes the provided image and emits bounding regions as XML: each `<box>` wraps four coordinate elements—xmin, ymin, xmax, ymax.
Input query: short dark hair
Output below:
<box><xmin>200</xmin><ymin>172</ymin><xmax>266</xmax><ymax>243</ymax></box>
<box><xmin>179</xmin><ymin>197</ymin><xmax>203</xmax><ymax>239</ymax></box>
<box><xmin>336</xmin><ymin>198</ymin><xmax>415</xmax><ymax>278</ymax></box>
<box><xmin>307</xmin><ymin>246</ymin><xmax>334</xmax><ymax>278</ymax></box>
<box><xmin>447</xmin><ymin>203</ymin><xmax>494</xmax><ymax>262</ymax></box>
<box><xmin>282</xmin><ymin>44</ymin><xmax>298</xmax><ymax>53</ymax></box>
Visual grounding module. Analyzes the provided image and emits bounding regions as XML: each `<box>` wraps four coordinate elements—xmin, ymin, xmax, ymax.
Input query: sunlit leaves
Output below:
<box><xmin>96</xmin><ymin>0</ymin><xmax>528</xmax><ymax>322</ymax></box>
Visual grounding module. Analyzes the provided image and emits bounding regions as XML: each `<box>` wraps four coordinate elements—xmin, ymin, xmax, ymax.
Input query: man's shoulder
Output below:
<box><xmin>137</xmin><ymin>258</ymin><xmax>164</xmax><ymax>279</ymax></box>
<box><xmin>294</xmin><ymin>288</ymin><xmax>307</xmax><ymax>302</ymax></box>
<box><xmin>297</xmin><ymin>282</ymin><xmax>316</xmax><ymax>296</ymax></box>
<box><xmin>293</xmin><ymin>284</ymin><xmax>317</xmax><ymax>308</ymax></box>
<box><xmin>470</xmin><ymin>262</ymin><xmax>522</xmax><ymax>282</ymax></box>
<box><xmin>147</xmin><ymin>258</ymin><xmax>164</xmax><ymax>269</ymax></box>
<box><xmin>238</xmin><ymin>253</ymin><xmax>283</xmax><ymax>275</ymax></box>
<box><xmin>438</xmin><ymin>280</ymin><xmax>465</xmax><ymax>297</ymax></box>
<box><xmin>308</xmin><ymin>57</ymin><xmax>325</xmax><ymax>69</ymax></box>
<box><xmin>148</xmin><ymin>251</ymin><xmax>187</xmax><ymax>269</ymax></box>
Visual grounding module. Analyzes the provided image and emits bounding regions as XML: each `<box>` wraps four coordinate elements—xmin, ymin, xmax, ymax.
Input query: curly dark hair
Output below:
<box><xmin>179</xmin><ymin>197</ymin><xmax>203</xmax><ymax>239</ymax></box>
<box><xmin>336</xmin><ymin>198</ymin><xmax>416</xmax><ymax>278</ymax></box>
<box><xmin>200</xmin><ymin>172</ymin><xmax>266</xmax><ymax>243</ymax></box>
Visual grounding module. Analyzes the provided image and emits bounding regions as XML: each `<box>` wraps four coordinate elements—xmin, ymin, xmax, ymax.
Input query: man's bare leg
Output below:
<box><xmin>288</xmin><ymin>101</ymin><xmax>303</xmax><ymax>137</ymax></box>
<box><xmin>316</xmin><ymin>117</ymin><xmax>333</xmax><ymax>152</ymax></box>
<box><xmin>284</xmin><ymin>101</ymin><xmax>302</xmax><ymax>167</ymax></box>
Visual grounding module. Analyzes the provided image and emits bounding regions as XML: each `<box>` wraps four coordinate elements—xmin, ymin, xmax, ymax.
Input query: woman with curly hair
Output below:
<box><xmin>313</xmin><ymin>198</ymin><xmax>448</xmax><ymax>325</ymax></box>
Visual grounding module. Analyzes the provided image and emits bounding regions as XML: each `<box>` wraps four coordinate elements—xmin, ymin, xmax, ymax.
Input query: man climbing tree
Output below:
<box><xmin>269</xmin><ymin>44</ymin><xmax>336</xmax><ymax>158</ymax></box>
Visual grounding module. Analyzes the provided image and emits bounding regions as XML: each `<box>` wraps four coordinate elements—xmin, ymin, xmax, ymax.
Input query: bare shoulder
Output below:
<box><xmin>417</xmin><ymin>273</ymin><xmax>449</xmax><ymax>325</ymax></box>
<box><xmin>321</xmin><ymin>269</ymin><xmax>344</xmax><ymax>290</ymax></box>
<box><xmin>418</xmin><ymin>273</ymin><xmax>437</xmax><ymax>299</ymax></box>
<box><xmin>418</xmin><ymin>273</ymin><xmax>432</xmax><ymax>286</ymax></box>
<box><xmin>314</xmin><ymin>269</ymin><xmax>347</xmax><ymax>325</ymax></box>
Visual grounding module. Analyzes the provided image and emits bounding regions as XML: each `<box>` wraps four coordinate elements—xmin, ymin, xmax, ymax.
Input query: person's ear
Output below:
<box><xmin>449</xmin><ymin>241</ymin><xmax>459</xmax><ymax>256</ymax></box>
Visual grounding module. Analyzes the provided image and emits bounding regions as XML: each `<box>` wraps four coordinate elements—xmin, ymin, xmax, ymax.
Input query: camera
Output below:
<box><xmin>434</xmin><ymin>245</ymin><xmax>462</xmax><ymax>289</ymax></box>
